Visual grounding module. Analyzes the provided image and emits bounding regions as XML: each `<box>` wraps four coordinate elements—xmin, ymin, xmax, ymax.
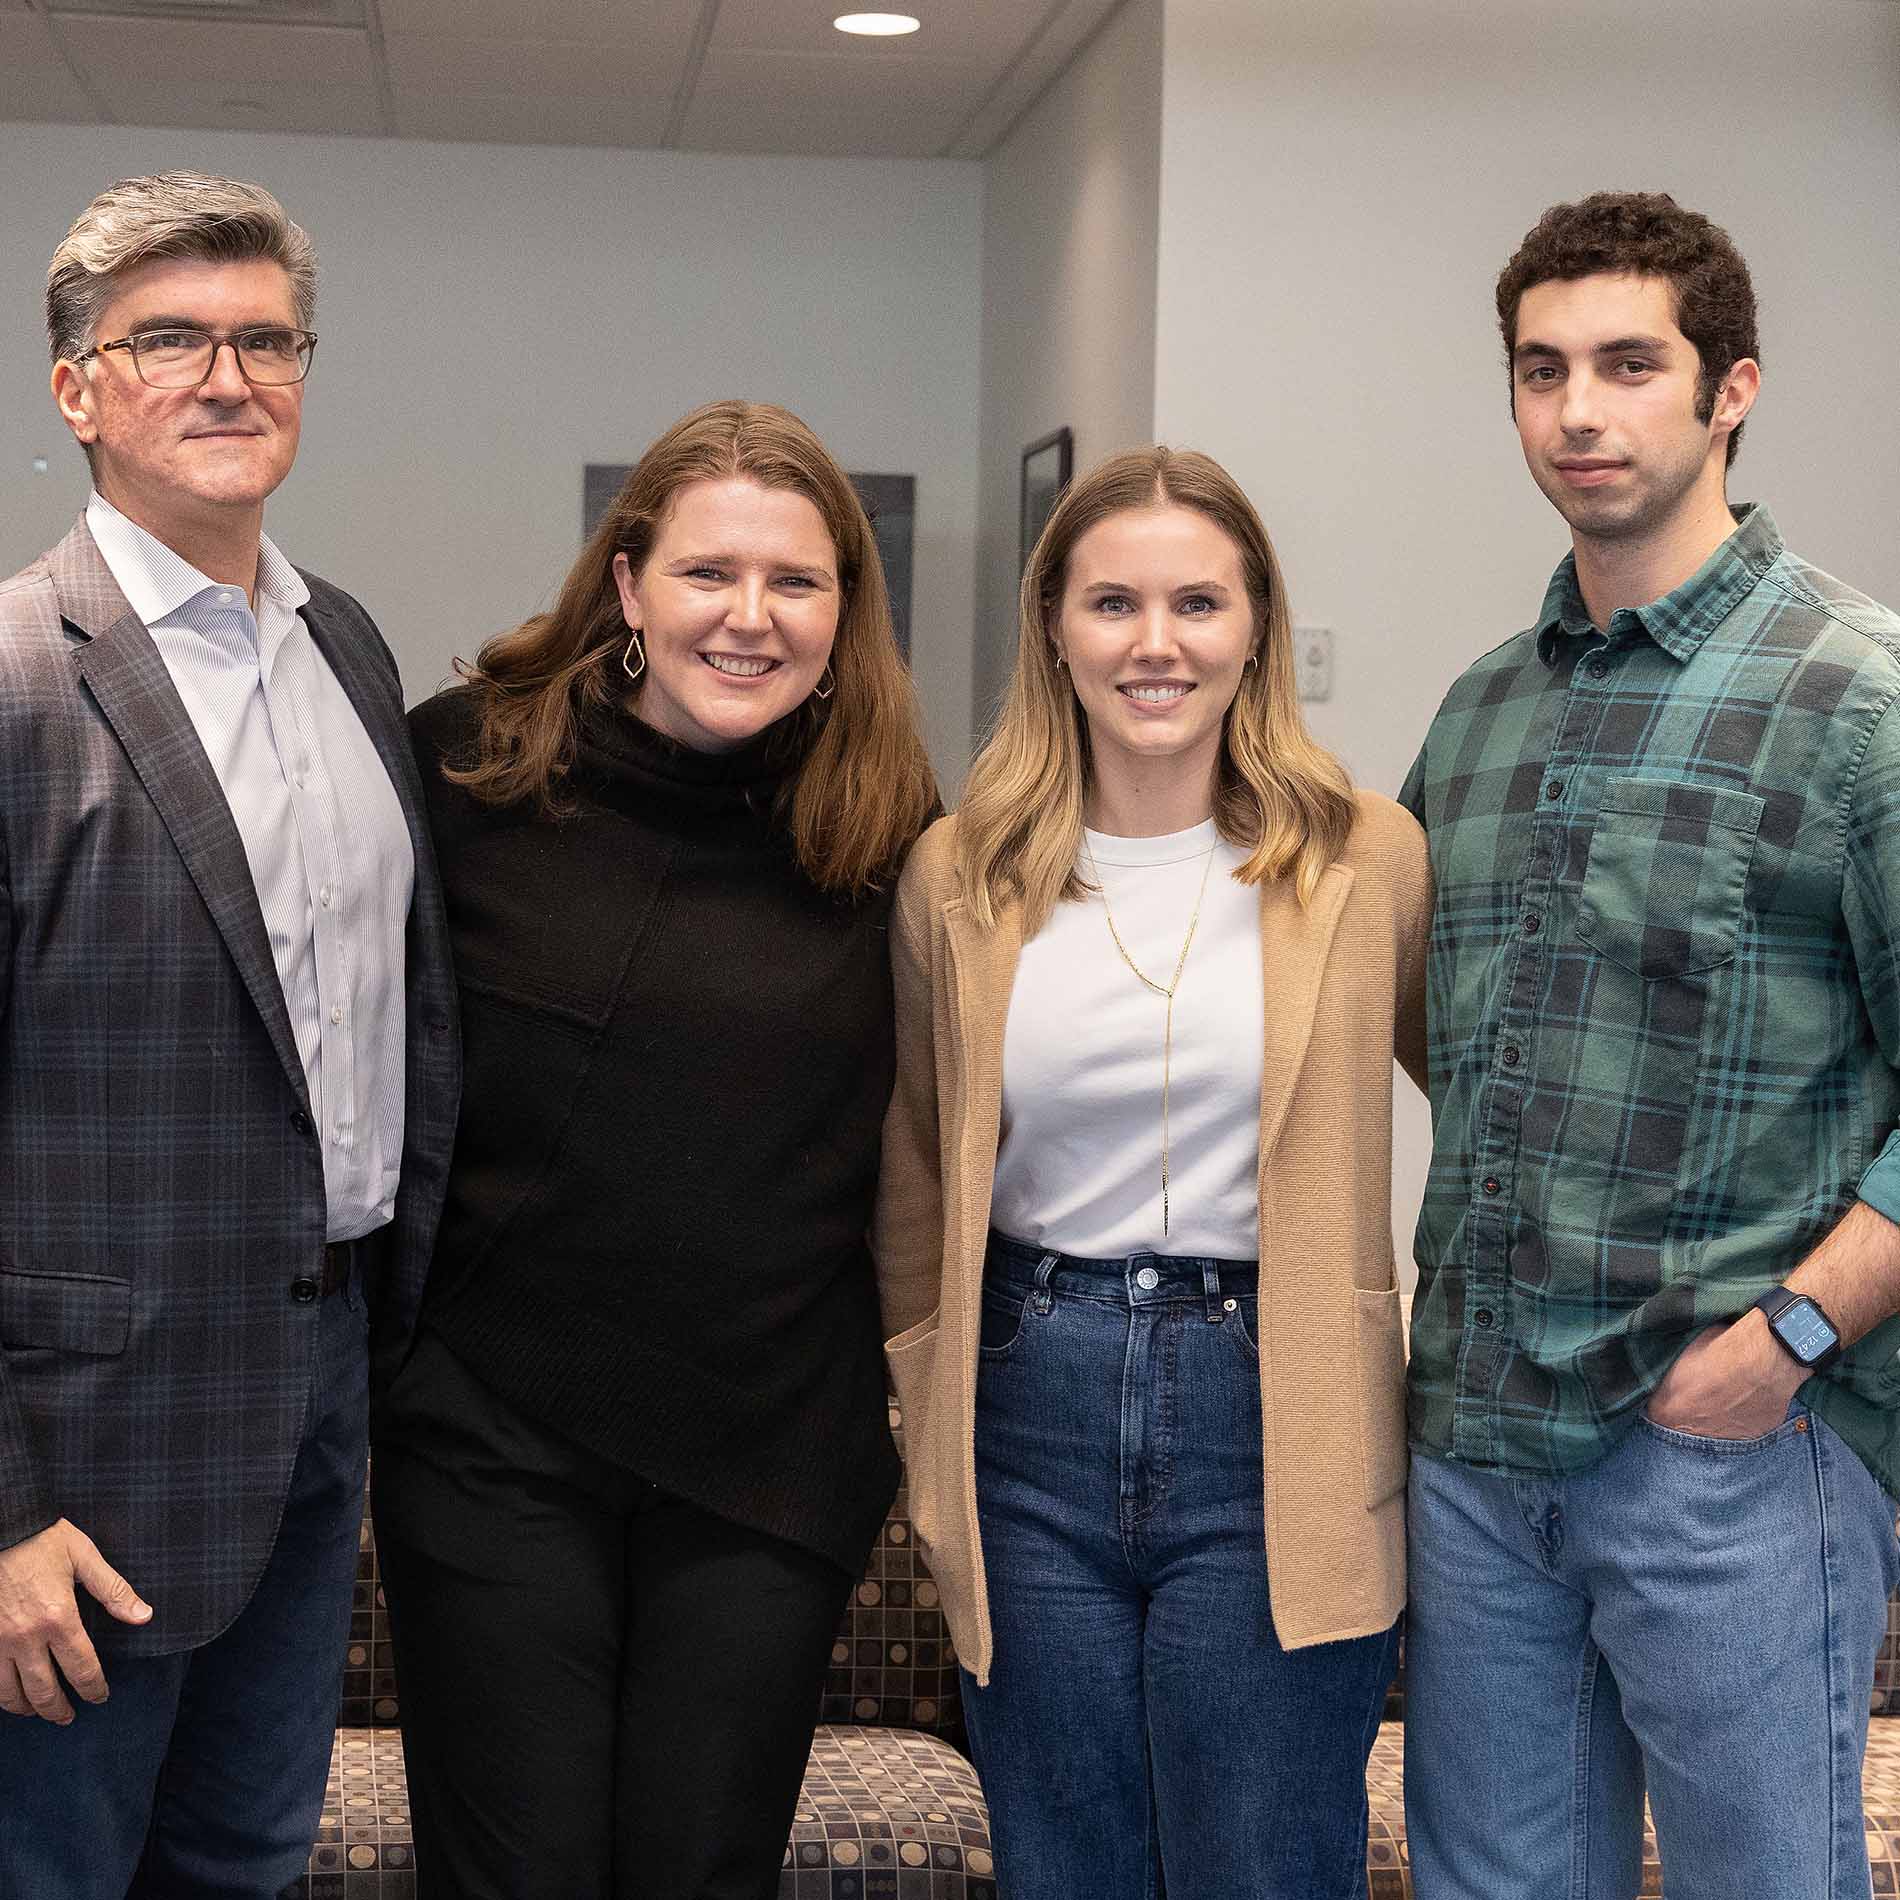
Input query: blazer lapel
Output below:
<box><xmin>1254</xmin><ymin>861</ymin><xmax>1354</xmax><ymax>1163</ymax></box>
<box><xmin>55</xmin><ymin>523</ymin><xmax>311</xmax><ymax>1113</ymax></box>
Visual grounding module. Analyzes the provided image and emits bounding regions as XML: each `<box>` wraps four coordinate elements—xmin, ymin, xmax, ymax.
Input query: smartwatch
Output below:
<box><xmin>1752</xmin><ymin>1285</ymin><xmax>1843</xmax><ymax>1374</ymax></box>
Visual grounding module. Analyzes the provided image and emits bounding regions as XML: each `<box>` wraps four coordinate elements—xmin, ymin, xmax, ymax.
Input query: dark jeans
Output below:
<box><xmin>0</xmin><ymin>1266</ymin><xmax>368</xmax><ymax>1900</ymax></box>
<box><xmin>964</xmin><ymin>1233</ymin><xmax>1398</xmax><ymax>1900</ymax></box>
<box><xmin>372</xmin><ymin>1330</ymin><xmax>855</xmax><ymax>1900</ymax></box>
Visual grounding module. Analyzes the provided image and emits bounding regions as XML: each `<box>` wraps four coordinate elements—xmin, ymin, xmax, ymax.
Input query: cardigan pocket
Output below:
<box><xmin>885</xmin><ymin>1315</ymin><xmax>943</xmax><ymax>1534</ymax></box>
<box><xmin>1355</xmin><ymin>1287</ymin><xmax>1408</xmax><ymax>1507</ymax></box>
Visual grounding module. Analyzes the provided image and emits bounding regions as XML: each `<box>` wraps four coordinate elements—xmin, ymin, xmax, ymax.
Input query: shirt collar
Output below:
<box><xmin>85</xmin><ymin>490</ymin><xmax>310</xmax><ymax>630</ymax></box>
<box><xmin>1534</xmin><ymin>501</ymin><xmax>1784</xmax><ymax>666</ymax></box>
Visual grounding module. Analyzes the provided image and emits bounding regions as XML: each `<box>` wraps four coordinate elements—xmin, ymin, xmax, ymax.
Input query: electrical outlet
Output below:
<box><xmin>1295</xmin><ymin>625</ymin><xmax>1333</xmax><ymax>702</ymax></box>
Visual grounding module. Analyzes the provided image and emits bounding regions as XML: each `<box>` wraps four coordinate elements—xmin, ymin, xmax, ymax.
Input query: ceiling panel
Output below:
<box><xmin>84</xmin><ymin>77</ymin><xmax>386</xmax><ymax>134</ymax></box>
<box><xmin>377</xmin><ymin>0</ymin><xmax>698</xmax><ymax>56</ymax></box>
<box><xmin>57</xmin><ymin>16</ymin><xmax>375</xmax><ymax>87</ymax></box>
<box><xmin>676</xmin><ymin>84</ymin><xmax>965</xmax><ymax>160</ymax></box>
<box><xmin>690</xmin><ymin>46</ymin><xmax>986</xmax><ymax>111</ymax></box>
<box><xmin>713</xmin><ymin>0</ymin><xmax>1026</xmax><ymax>63</ymax></box>
<box><xmin>395</xmin><ymin>92</ymin><xmax>671</xmax><ymax>148</ymax></box>
<box><xmin>383</xmin><ymin>33</ymin><xmax>674</xmax><ymax>104</ymax></box>
<box><xmin>0</xmin><ymin>13</ymin><xmax>95</xmax><ymax>119</ymax></box>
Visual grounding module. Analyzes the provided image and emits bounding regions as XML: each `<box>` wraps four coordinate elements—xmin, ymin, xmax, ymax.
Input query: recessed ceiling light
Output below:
<box><xmin>833</xmin><ymin>12</ymin><xmax>921</xmax><ymax>35</ymax></box>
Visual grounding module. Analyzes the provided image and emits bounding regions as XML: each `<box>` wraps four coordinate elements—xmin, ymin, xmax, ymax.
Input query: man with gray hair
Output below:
<box><xmin>0</xmin><ymin>170</ymin><xmax>457</xmax><ymax>1896</ymax></box>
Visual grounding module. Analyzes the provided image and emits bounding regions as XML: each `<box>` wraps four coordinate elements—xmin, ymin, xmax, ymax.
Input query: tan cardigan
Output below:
<box><xmin>872</xmin><ymin>792</ymin><xmax>1431</xmax><ymax>1686</ymax></box>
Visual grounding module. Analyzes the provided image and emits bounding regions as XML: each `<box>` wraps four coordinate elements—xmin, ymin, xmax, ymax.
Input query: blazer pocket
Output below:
<box><xmin>0</xmin><ymin>1265</ymin><xmax>132</xmax><ymax>1355</ymax></box>
<box><xmin>1355</xmin><ymin>1287</ymin><xmax>1408</xmax><ymax>1508</ymax></box>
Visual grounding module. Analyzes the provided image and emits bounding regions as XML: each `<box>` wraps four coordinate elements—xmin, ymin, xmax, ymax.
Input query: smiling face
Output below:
<box><xmin>1056</xmin><ymin>503</ymin><xmax>1256</xmax><ymax>807</ymax></box>
<box><xmin>1510</xmin><ymin>271</ymin><xmax>1752</xmax><ymax>546</ymax></box>
<box><xmin>612</xmin><ymin>476</ymin><xmax>841</xmax><ymax>754</ymax></box>
<box><xmin>52</xmin><ymin>255</ymin><xmax>304</xmax><ymax>543</ymax></box>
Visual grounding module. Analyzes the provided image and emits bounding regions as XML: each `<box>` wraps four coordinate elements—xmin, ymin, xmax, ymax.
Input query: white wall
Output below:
<box><xmin>1154</xmin><ymin>0</ymin><xmax>1900</xmax><ymax>1277</ymax></box>
<box><xmin>0</xmin><ymin>124</ymin><xmax>984</xmax><ymax>783</ymax></box>
<box><xmin>974</xmin><ymin>0</ymin><xmax>1163</xmax><ymax>739</ymax></box>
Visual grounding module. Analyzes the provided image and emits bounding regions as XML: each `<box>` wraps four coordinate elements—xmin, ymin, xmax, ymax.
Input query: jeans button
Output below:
<box><xmin>1135</xmin><ymin>1266</ymin><xmax>1160</xmax><ymax>1291</ymax></box>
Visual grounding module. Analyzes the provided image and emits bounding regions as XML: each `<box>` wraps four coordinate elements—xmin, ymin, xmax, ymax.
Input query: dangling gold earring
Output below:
<box><xmin>811</xmin><ymin>663</ymin><xmax>835</xmax><ymax>701</ymax></box>
<box><xmin>622</xmin><ymin>630</ymin><xmax>646</xmax><ymax>684</ymax></box>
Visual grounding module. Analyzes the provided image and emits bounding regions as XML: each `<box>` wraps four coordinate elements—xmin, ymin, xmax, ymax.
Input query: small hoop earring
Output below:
<box><xmin>1244</xmin><ymin>651</ymin><xmax>1260</xmax><ymax>673</ymax></box>
<box><xmin>1054</xmin><ymin>651</ymin><xmax>1068</xmax><ymax>670</ymax></box>
<box><xmin>811</xmin><ymin>663</ymin><xmax>835</xmax><ymax>702</ymax></box>
<box><xmin>621</xmin><ymin>630</ymin><xmax>646</xmax><ymax>684</ymax></box>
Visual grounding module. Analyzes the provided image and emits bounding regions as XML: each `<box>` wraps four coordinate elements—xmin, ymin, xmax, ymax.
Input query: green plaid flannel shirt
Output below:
<box><xmin>1400</xmin><ymin>504</ymin><xmax>1900</xmax><ymax>1495</ymax></box>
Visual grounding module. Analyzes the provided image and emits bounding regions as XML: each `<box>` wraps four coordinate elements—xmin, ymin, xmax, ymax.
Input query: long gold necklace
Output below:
<box><xmin>1081</xmin><ymin>831</ymin><xmax>1218</xmax><ymax>1238</ymax></box>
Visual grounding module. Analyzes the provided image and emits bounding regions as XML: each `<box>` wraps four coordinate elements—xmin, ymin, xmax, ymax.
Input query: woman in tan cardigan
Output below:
<box><xmin>874</xmin><ymin>447</ymin><xmax>1429</xmax><ymax>1897</ymax></box>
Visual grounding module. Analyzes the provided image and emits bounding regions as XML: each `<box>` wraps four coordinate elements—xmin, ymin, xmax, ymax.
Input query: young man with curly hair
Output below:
<box><xmin>1401</xmin><ymin>191</ymin><xmax>1900</xmax><ymax>1898</ymax></box>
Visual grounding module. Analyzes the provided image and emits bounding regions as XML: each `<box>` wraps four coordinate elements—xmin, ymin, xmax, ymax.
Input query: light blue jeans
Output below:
<box><xmin>1404</xmin><ymin>1404</ymin><xmax>1900</xmax><ymax>1900</ymax></box>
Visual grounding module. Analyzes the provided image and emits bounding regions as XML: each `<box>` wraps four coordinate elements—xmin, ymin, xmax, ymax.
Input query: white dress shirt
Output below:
<box><xmin>990</xmin><ymin>819</ymin><xmax>1266</xmax><ymax>1260</ymax></box>
<box><xmin>87</xmin><ymin>492</ymin><xmax>413</xmax><ymax>1242</ymax></box>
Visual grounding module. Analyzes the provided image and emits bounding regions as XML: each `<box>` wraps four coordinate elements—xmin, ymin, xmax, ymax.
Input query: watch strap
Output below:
<box><xmin>1752</xmin><ymin>1285</ymin><xmax>1843</xmax><ymax>1372</ymax></box>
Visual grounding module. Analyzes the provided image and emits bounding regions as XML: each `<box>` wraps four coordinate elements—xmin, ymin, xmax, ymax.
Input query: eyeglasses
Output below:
<box><xmin>77</xmin><ymin>326</ymin><xmax>318</xmax><ymax>389</ymax></box>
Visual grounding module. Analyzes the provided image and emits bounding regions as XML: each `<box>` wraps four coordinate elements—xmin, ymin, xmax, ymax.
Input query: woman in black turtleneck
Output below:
<box><xmin>373</xmin><ymin>400</ymin><xmax>938</xmax><ymax>1900</ymax></box>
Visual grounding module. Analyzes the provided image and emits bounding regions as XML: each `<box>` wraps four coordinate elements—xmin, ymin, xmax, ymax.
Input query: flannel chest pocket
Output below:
<box><xmin>1576</xmin><ymin>777</ymin><xmax>1763</xmax><ymax>979</ymax></box>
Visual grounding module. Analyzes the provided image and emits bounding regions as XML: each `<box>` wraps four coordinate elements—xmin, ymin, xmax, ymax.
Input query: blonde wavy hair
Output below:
<box><xmin>450</xmin><ymin>399</ymin><xmax>937</xmax><ymax>897</ymax></box>
<box><xmin>958</xmin><ymin>446</ymin><xmax>1356</xmax><ymax>932</ymax></box>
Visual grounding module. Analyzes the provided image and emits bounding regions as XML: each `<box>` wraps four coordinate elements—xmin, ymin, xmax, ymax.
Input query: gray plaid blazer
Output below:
<box><xmin>0</xmin><ymin>520</ymin><xmax>460</xmax><ymax>1654</ymax></box>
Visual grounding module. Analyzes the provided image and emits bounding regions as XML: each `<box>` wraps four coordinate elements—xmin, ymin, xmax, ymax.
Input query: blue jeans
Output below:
<box><xmin>0</xmin><ymin>1267</ymin><xmax>368</xmax><ymax>1900</ymax></box>
<box><xmin>963</xmin><ymin>1233</ymin><xmax>1399</xmax><ymax>1900</ymax></box>
<box><xmin>1405</xmin><ymin>1407</ymin><xmax>1900</xmax><ymax>1900</ymax></box>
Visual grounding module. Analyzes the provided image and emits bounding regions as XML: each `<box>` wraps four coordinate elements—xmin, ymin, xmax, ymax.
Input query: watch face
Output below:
<box><xmin>1775</xmin><ymin>1298</ymin><xmax>1839</xmax><ymax>1365</ymax></box>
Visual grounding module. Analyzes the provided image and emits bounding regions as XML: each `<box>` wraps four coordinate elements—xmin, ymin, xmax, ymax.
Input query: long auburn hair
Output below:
<box><xmin>449</xmin><ymin>399</ymin><xmax>937</xmax><ymax>896</ymax></box>
<box><xmin>957</xmin><ymin>446</ymin><xmax>1356</xmax><ymax>933</ymax></box>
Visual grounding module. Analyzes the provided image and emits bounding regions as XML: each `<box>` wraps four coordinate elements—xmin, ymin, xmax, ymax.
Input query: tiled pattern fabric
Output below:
<box><xmin>282</xmin><ymin>1730</ymin><xmax>413</xmax><ymax>1898</ymax></box>
<box><xmin>338</xmin><ymin>1507</ymin><xmax>400</xmax><ymax>1730</ymax></box>
<box><xmin>820</xmin><ymin>1404</ymin><xmax>965</xmax><ymax>1744</ymax></box>
<box><xmin>782</xmin><ymin>1727</ymin><xmax>996</xmax><ymax>1896</ymax></box>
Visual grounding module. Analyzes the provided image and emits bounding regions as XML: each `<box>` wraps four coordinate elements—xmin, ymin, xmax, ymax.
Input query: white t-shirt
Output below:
<box><xmin>990</xmin><ymin>818</ymin><xmax>1264</xmax><ymax>1259</ymax></box>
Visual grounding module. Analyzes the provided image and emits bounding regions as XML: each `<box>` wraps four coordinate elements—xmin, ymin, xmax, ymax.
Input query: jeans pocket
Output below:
<box><xmin>1575</xmin><ymin>776</ymin><xmax>1761</xmax><ymax>978</ymax></box>
<box><xmin>979</xmin><ymin>1285</ymin><xmax>1031</xmax><ymax>1360</ymax></box>
<box><xmin>1636</xmin><ymin>1408</ymin><xmax>1804</xmax><ymax>1454</ymax></box>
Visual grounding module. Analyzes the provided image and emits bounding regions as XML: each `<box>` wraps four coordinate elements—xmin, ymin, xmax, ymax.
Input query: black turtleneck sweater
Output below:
<box><xmin>405</xmin><ymin>686</ymin><xmax>902</xmax><ymax>1575</ymax></box>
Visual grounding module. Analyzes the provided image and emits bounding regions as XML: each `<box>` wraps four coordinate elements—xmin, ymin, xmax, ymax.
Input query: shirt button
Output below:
<box><xmin>1522</xmin><ymin>911</ymin><xmax>1542</xmax><ymax>936</ymax></box>
<box><xmin>319</xmin><ymin>885</ymin><xmax>334</xmax><ymax>908</ymax></box>
<box><xmin>330</xmin><ymin>1005</ymin><xmax>344</xmax><ymax>1026</ymax></box>
<box><xmin>289</xmin><ymin>1276</ymin><xmax>320</xmax><ymax>1304</ymax></box>
<box><xmin>1482</xmin><ymin>1176</ymin><xmax>1502</xmax><ymax>1196</ymax></box>
<box><xmin>1544</xmin><ymin>779</ymin><xmax>1564</xmax><ymax>801</ymax></box>
<box><xmin>1135</xmin><ymin>1266</ymin><xmax>1160</xmax><ymax>1291</ymax></box>
<box><xmin>1474</xmin><ymin>1307</ymin><xmax>1496</xmax><ymax>1329</ymax></box>
<box><xmin>1500</xmin><ymin>1044</ymin><xmax>1521</xmax><ymax>1067</ymax></box>
<box><xmin>1586</xmin><ymin>658</ymin><xmax>1610</xmax><ymax>680</ymax></box>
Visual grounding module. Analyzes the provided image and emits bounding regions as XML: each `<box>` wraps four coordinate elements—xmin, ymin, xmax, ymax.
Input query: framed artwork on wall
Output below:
<box><xmin>583</xmin><ymin>465</ymin><xmax>916</xmax><ymax>661</ymax></box>
<box><xmin>1019</xmin><ymin>427</ymin><xmax>1073</xmax><ymax>573</ymax></box>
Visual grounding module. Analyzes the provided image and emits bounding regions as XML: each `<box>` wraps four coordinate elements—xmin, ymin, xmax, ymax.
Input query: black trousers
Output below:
<box><xmin>372</xmin><ymin>1331</ymin><xmax>854</xmax><ymax>1900</ymax></box>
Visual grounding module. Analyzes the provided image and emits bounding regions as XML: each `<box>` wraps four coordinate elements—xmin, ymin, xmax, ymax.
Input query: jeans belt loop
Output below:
<box><xmin>1202</xmin><ymin>1259</ymin><xmax>1226</xmax><ymax>1322</ymax></box>
<box><xmin>1033</xmin><ymin>1252</ymin><xmax>1058</xmax><ymax>1315</ymax></box>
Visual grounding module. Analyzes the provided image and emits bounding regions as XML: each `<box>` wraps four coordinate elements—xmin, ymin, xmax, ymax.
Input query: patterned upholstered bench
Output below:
<box><xmin>286</xmin><ymin>1425</ymin><xmax>1900</xmax><ymax>1899</ymax></box>
<box><xmin>282</xmin><ymin>1402</ymin><xmax>995</xmax><ymax>1899</ymax></box>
